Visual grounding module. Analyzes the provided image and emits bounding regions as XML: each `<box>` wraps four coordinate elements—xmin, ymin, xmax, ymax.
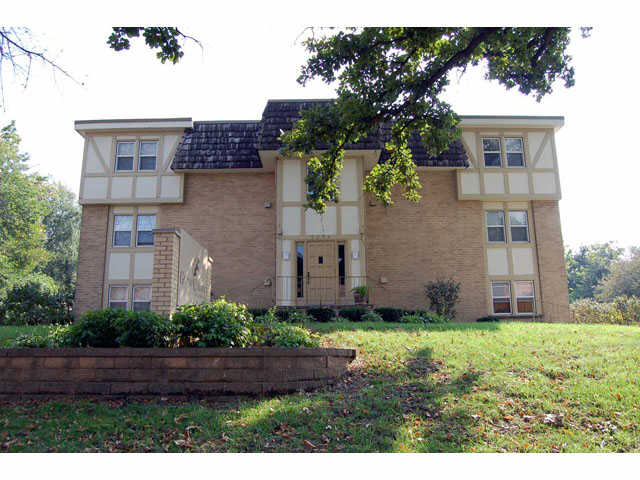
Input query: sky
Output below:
<box><xmin>1</xmin><ymin>19</ymin><xmax>638</xmax><ymax>251</ymax></box>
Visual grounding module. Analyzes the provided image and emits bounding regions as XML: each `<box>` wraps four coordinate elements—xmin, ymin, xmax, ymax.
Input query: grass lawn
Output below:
<box><xmin>1</xmin><ymin>321</ymin><xmax>639</xmax><ymax>452</ymax></box>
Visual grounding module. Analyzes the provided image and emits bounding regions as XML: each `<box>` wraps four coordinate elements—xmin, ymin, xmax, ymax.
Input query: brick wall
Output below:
<box><xmin>151</xmin><ymin>229</ymin><xmax>181</xmax><ymax>316</ymax></box>
<box><xmin>0</xmin><ymin>347</ymin><xmax>356</xmax><ymax>395</ymax></box>
<box><xmin>74</xmin><ymin>205</ymin><xmax>109</xmax><ymax>317</ymax></box>
<box><xmin>532</xmin><ymin>201</ymin><xmax>570</xmax><ymax>322</ymax></box>
<box><xmin>365</xmin><ymin>170</ymin><xmax>488</xmax><ymax>322</ymax></box>
<box><xmin>159</xmin><ymin>173</ymin><xmax>276</xmax><ymax>308</ymax></box>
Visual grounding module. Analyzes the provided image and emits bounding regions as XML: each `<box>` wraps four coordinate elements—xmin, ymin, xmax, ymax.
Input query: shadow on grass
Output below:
<box><xmin>309</xmin><ymin>320</ymin><xmax>501</xmax><ymax>334</ymax></box>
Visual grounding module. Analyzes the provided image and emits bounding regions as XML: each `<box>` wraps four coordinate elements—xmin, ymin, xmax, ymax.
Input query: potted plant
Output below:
<box><xmin>351</xmin><ymin>285</ymin><xmax>369</xmax><ymax>305</ymax></box>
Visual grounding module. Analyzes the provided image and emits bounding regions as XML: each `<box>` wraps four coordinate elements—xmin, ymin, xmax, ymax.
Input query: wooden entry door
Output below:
<box><xmin>306</xmin><ymin>241</ymin><xmax>337</xmax><ymax>304</ymax></box>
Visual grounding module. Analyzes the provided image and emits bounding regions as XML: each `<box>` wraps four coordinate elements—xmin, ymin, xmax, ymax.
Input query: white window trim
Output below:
<box><xmin>115</xmin><ymin>141</ymin><xmax>136</xmax><ymax>172</ymax></box>
<box><xmin>113</xmin><ymin>214</ymin><xmax>133</xmax><ymax>248</ymax></box>
<box><xmin>482</xmin><ymin>137</ymin><xmax>502</xmax><ymax>168</ymax></box>
<box><xmin>491</xmin><ymin>281</ymin><xmax>512</xmax><ymax>315</ymax></box>
<box><xmin>137</xmin><ymin>141</ymin><xmax>158</xmax><ymax>172</ymax></box>
<box><xmin>515</xmin><ymin>281</ymin><xmax>536</xmax><ymax>316</ymax></box>
<box><xmin>108</xmin><ymin>285</ymin><xmax>129</xmax><ymax>310</ymax></box>
<box><xmin>508</xmin><ymin>210</ymin><xmax>530</xmax><ymax>243</ymax></box>
<box><xmin>135</xmin><ymin>214</ymin><xmax>156</xmax><ymax>247</ymax></box>
<box><xmin>505</xmin><ymin>137</ymin><xmax>526</xmax><ymax>168</ymax></box>
<box><xmin>486</xmin><ymin>210</ymin><xmax>506</xmax><ymax>243</ymax></box>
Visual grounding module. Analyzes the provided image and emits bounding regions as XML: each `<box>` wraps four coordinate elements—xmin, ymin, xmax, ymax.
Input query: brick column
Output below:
<box><xmin>151</xmin><ymin>228</ymin><xmax>181</xmax><ymax>316</ymax></box>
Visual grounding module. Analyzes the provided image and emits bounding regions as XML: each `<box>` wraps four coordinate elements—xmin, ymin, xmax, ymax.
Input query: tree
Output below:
<box><xmin>0</xmin><ymin>27</ymin><xmax>196</xmax><ymax>107</ymax></box>
<box><xmin>597</xmin><ymin>248</ymin><xmax>640</xmax><ymax>300</ymax></box>
<box><xmin>0</xmin><ymin>121</ymin><xmax>51</xmax><ymax>293</ymax></box>
<box><xmin>281</xmin><ymin>27</ymin><xmax>591</xmax><ymax>212</ymax></box>
<box><xmin>565</xmin><ymin>243</ymin><xmax>623</xmax><ymax>301</ymax></box>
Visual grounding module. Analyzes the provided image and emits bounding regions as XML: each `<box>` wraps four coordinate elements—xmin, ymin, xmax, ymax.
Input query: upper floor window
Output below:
<box><xmin>505</xmin><ymin>137</ymin><xmax>525</xmax><ymax>167</ymax></box>
<box><xmin>509</xmin><ymin>211</ymin><xmax>529</xmax><ymax>242</ymax></box>
<box><xmin>115</xmin><ymin>140</ymin><xmax>158</xmax><ymax>172</ymax></box>
<box><xmin>109</xmin><ymin>285</ymin><xmax>128</xmax><ymax>310</ymax></box>
<box><xmin>306</xmin><ymin>164</ymin><xmax>315</xmax><ymax>196</ymax></box>
<box><xmin>136</xmin><ymin>215</ymin><xmax>156</xmax><ymax>246</ymax></box>
<box><xmin>113</xmin><ymin>215</ymin><xmax>133</xmax><ymax>247</ymax></box>
<box><xmin>482</xmin><ymin>138</ymin><xmax>502</xmax><ymax>167</ymax></box>
<box><xmin>486</xmin><ymin>211</ymin><xmax>505</xmax><ymax>242</ymax></box>
<box><xmin>115</xmin><ymin>142</ymin><xmax>135</xmax><ymax>171</ymax></box>
<box><xmin>138</xmin><ymin>141</ymin><xmax>158</xmax><ymax>171</ymax></box>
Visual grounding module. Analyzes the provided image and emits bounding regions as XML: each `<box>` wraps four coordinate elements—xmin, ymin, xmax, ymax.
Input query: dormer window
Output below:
<box><xmin>482</xmin><ymin>138</ymin><xmax>502</xmax><ymax>167</ymax></box>
<box><xmin>115</xmin><ymin>142</ymin><xmax>135</xmax><ymax>171</ymax></box>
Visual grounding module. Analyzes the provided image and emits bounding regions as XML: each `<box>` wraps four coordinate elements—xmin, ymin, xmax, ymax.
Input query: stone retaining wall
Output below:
<box><xmin>0</xmin><ymin>347</ymin><xmax>356</xmax><ymax>395</ymax></box>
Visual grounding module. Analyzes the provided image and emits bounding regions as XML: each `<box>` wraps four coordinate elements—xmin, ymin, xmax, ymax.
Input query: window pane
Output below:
<box><xmin>116</xmin><ymin>156</ymin><xmax>134</xmax><ymax>171</ymax></box>
<box><xmin>139</xmin><ymin>141</ymin><xmax>157</xmax><ymax>156</ymax></box>
<box><xmin>137</xmin><ymin>215</ymin><xmax>156</xmax><ymax>232</ymax></box>
<box><xmin>515</xmin><ymin>281</ymin><xmax>534</xmax><ymax>298</ymax></box>
<box><xmin>507</xmin><ymin>152</ymin><xmax>524</xmax><ymax>167</ymax></box>
<box><xmin>114</xmin><ymin>231</ymin><xmax>131</xmax><ymax>247</ymax></box>
<box><xmin>338</xmin><ymin>244</ymin><xmax>345</xmax><ymax>287</ymax></box>
<box><xmin>482</xmin><ymin>138</ymin><xmax>500</xmax><ymax>152</ymax></box>
<box><xmin>133</xmin><ymin>286</ymin><xmax>152</xmax><ymax>301</ymax></box>
<box><xmin>517</xmin><ymin>300</ymin><xmax>534</xmax><ymax>314</ymax></box>
<box><xmin>509</xmin><ymin>211</ymin><xmax>527</xmax><ymax>226</ymax></box>
<box><xmin>110</xmin><ymin>302</ymin><xmax>127</xmax><ymax>310</ymax></box>
<box><xmin>117</xmin><ymin>142</ymin><xmax>135</xmax><ymax>155</ymax></box>
<box><xmin>483</xmin><ymin>152</ymin><xmax>501</xmax><ymax>167</ymax></box>
<box><xmin>296</xmin><ymin>243</ymin><xmax>304</xmax><ymax>298</ymax></box>
<box><xmin>486</xmin><ymin>211</ymin><xmax>504</xmax><ymax>226</ymax></box>
<box><xmin>133</xmin><ymin>302</ymin><xmax>151</xmax><ymax>312</ymax></box>
<box><xmin>505</xmin><ymin>138</ymin><xmax>523</xmax><ymax>153</ymax></box>
<box><xmin>493</xmin><ymin>299</ymin><xmax>512</xmax><ymax>314</ymax></box>
<box><xmin>511</xmin><ymin>226</ymin><xmax>529</xmax><ymax>242</ymax></box>
<box><xmin>114</xmin><ymin>215</ymin><xmax>133</xmax><ymax>231</ymax></box>
<box><xmin>110</xmin><ymin>286</ymin><xmax>128</xmax><ymax>301</ymax></box>
<box><xmin>137</xmin><ymin>231</ymin><xmax>154</xmax><ymax>246</ymax></box>
<box><xmin>139</xmin><ymin>156</ymin><xmax>156</xmax><ymax>171</ymax></box>
<box><xmin>492</xmin><ymin>282</ymin><xmax>509</xmax><ymax>298</ymax></box>
<box><xmin>488</xmin><ymin>226</ymin><xmax>505</xmax><ymax>242</ymax></box>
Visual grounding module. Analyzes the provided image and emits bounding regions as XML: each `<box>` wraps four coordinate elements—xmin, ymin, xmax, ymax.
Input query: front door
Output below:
<box><xmin>306</xmin><ymin>241</ymin><xmax>337</xmax><ymax>304</ymax></box>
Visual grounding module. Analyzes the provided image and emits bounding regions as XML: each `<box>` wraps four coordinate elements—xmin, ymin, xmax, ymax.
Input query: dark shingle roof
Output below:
<box><xmin>171</xmin><ymin>100</ymin><xmax>468</xmax><ymax>170</ymax></box>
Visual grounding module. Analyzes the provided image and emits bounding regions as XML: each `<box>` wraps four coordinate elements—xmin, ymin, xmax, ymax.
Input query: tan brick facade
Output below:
<box><xmin>365</xmin><ymin>171</ymin><xmax>488</xmax><ymax>322</ymax></box>
<box><xmin>151</xmin><ymin>229</ymin><xmax>181</xmax><ymax>315</ymax></box>
<box><xmin>74</xmin><ymin>205</ymin><xmax>109</xmax><ymax>317</ymax></box>
<box><xmin>159</xmin><ymin>173</ymin><xmax>276</xmax><ymax>308</ymax></box>
<box><xmin>532</xmin><ymin>201</ymin><xmax>570</xmax><ymax>322</ymax></box>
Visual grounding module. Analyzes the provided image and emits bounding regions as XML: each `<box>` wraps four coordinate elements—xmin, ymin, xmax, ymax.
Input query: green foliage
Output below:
<box><xmin>248</xmin><ymin>308</ymin><xmax>269</xmax><ymax>319</ymax></box>
<box><xmin>425</xmin><ymin>278</ymin><xmax>461</xmax><ymax>319</ymax></box>
<box><xmin>400</xmin><ymin>311</ymin><xmax>448</xmax><ymax>324</ymax></box>
<box><xmin>111</xmin><ymin>311</ymin><xmax>175</xmax><ymax>348</ymax></box>
<box><xmin>596</xmin><ymin>248</ymin><xmax>640</xmax><ymax>301</ymax></box>
<box><xmin>373</xmin><ymin>307</ymin><xmax>405</xmax><ymax>323</ymax></box>
<box><xmin>339</xmin><ymin>307</ymin><xmax>369</xmax><ymax>322</ymax></box>
<box><xmin>65</xmin><ymin>310</ymin><xmax>122</xmax><ymax>348</ymax></box>
<box><xmin>255</xmin><ymin>321</ymin><xmax>320</xmax><ymax>348</ymax></box>
<box><xmin>108</xmin><ymin>28</ymin><xmax>196</xmax><ymax>64</ymax></box>
<box><xmin>476</xmin><ymin>316</ymin><xmax>500</xmax><ymax>322</ymax></box>
<box><xmin>361</xmin><ymin>311</ymin><xmax>383</xmax><ymax>322</ymax></box>
<box><xmin>569</xmin><ymin>296</ymin><xmax>640</xmax><ymax>325</ymax></box>
<box><xmin>1</xmin><ymin>277</ymin><xmax>72</xmax><ymax>325</ymax></box>
<box><xmin>565</xmin><ymin>243</ymin><xmax>623</xmax><ymax>301</ymax></box>
<box><xmin>351</xmin><ymin>285</ymin><xmax>369</xmax><ymax>298</ymax></box>
<box><xmin>172</xmin><ymin>298</ymin><xmax>255</xmax><ymax>347</ymax></box>
<box><xmin>281</xmin><ymin>27</ymin><xmax>586</xmax><ymax>212</ymax></box>
<box><xmin>305</xmin><ymin>307</ymin><xmax>335</xmax><ymax>322</ymax></box>
<box><xmin>9</xmin><ymin>333</ymin><xmax>51</xmax><ymax>348</ymax></box>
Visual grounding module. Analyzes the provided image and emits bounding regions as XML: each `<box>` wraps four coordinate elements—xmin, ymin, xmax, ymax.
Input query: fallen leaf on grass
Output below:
<box><xmin>303</xmin><ymin>439</ymin><xmax>316</xmax><ymax>450</ymax></box>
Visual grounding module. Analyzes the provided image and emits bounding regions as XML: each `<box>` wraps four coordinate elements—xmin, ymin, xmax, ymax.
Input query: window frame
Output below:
<box><xmin>491</xmin><ymin>281</ymin><xmax>512</xmax><ymax>315</ymax></box>
<box><xmin>108</xmin><ymin>285</ymin><xmax>129</xmax><ymax>310</ymax></box>
<box><xmin>135</xmin><ymin>214</ymin><xmax>156</xmax><ymax>247</ymax></box>
<box><xmin>296</xmin><ymin>243</ymin><xmax>304</xmax><ymax>298</ymax></box>
<box><xmin>137</xmin><ymin>140</ymin><xmax>158</xmax><ymax>172</ymax></box>
<box><xmin>508</xmin><ymin>210</ymin><xmax>530</xmax><ymax>243</ymax></box>
<box><xmin>482</xmin><ymin>137</ymin><xmax>503</xmax><ymax>167</ymax></box>
<box><xmin>132</xmin><ymin>285</ymin><xmax>152</xmax><ymax>312</ymax></box>
<box><xmin>115</xmin><ymin>141</ymin><xmax>136</xmax><ymax>172</ymax></box>
<box><xmin>486</xmin><ymin>210</ymin><xmax>506</xmax><ymax>243</ymax></box>
<box><xmin>505</xmin><ymin>137</ymin><xmax>526</xmax><ymax>168</ymax></box>
<box><xmin>514</xmin><ymin>280</ymin><xmax>536</xmax><ymax>315</ymax></box>
<box><xmin>112</xmin><ymin>214</ymin><xmax>133</xmax><ymax>247</ymax></box>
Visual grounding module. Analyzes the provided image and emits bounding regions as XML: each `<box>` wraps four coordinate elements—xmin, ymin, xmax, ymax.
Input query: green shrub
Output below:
<box><xmin>570</xmin><ymin>296</ymin><xmax>640</xmax><ymax>325</ymax></box>
<box><xmin>255</xmin><ymin>321</ymin><xmax>320</xmax><ymax>348</ymax></box>
<box><xmin>65</xmin><ymin>309</ymin><xmax>122</xmax><ymax>347</ymax></box>
<box><xmin>306</xmin><ymin>307</ymin><xmax>335</xmax><ymax>322</ymax></box>
<box><xmin>287</xmin><ymin>309</ymin><xmax>314</xmax><ymax>323</ymax></box>
<box><xmin>172</xmin><ymin>298</ymin><xmax>255</xmax><ymax>347</ymax></box>
<box><xmin>10</xmin><ymin>333</ymin><xmax>51</xmax><ymax>348</ymax></box>
<box><xmin>274</xmin><ymin>307</ymin><xmax>294</xmax><ymax>322</ymax></box>
<box><xmin>425</xmin><ymin>278</ymin><xmax>461</xmax><ymax>320</ymax></box>
<box><xmin>476</xmin><ymin>316</ymin><xmax>500</xmax><ymax>322</ymax></box>
<box><xmin>361</xmin><ymin>311</ymin><xmax>383</xmax><ymax>322</ymax></box>
<box><xmin>112</xmin><ymin>311</ymin><xmax>175</xmax><ymax>347</ymax></box>
<box><xmin>1</xmin><ymin>278</ymin><xmax>72</xmax><ymax>325</ymax></box>
<box><xmin>612</xmin><ymin>296</ymin><xmax>640</xmax><ymax>324</ymax></box>
<box><xmin>339</xmin><ymin>306</ymin><xmax>369</xmax><ymax>322</ymax></box>
<box><xmin>248</xmin><ymin>308</ymin><xmax>269</xmax><ymax>319</ymax></box>
<box><xmin>373</xmin><ymin>307</ymin><xmax>405</xmax><ymax>323</ymax></box>
<box><xmin>399</xmin><ymin>314</ymin><xmax>425</xmax><ymax>324</ymax></box>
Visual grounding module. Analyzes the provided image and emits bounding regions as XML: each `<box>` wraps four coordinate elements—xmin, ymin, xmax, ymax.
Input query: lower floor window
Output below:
<box><xmin>515</xmin><ymin>281</ymin><xmax>535</xmax><ymax>314</ymax></box>
<box><xmin>133</xmin><ymin>285</ymin><xmax>152</xmax><ymax>311</ymax></box>
<box><xmin>109</xmin><ymin>286</ymin><xmax>128</xmax><ymax>310</ymax></box>
<box><xmin>491</xmin><ymin>282</ymin><xmax>511</xmax><ymax>314</ymax></box>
